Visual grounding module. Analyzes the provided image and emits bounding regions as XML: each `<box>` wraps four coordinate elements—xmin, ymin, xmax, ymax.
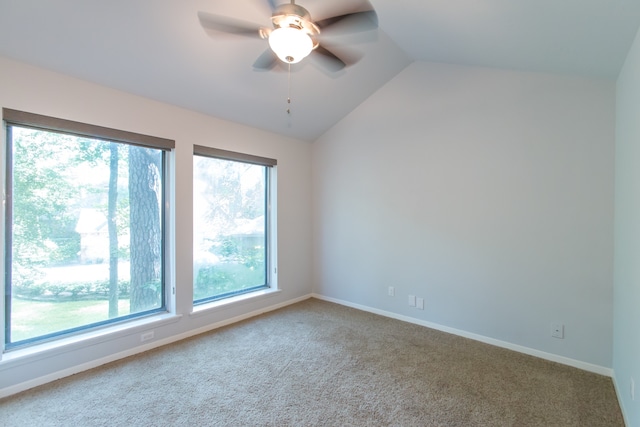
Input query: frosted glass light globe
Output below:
<box><xmin>268</xmin><ymin>27</ymin><xmax>313</xmax><ymax>64</ymax></box>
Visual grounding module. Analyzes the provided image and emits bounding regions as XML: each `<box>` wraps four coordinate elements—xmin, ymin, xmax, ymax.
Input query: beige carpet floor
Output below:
<box><xmin>0</xmin><ymin>298</ymin><xmax>624</xmax><ymax>426</ymax></box>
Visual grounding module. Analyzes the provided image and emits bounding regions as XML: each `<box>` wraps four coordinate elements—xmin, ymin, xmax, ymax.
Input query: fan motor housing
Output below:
<box><xmin>273</xmin><ymin>4</ymin><xmax>311</xmax><ymax>22</ymax></box>
<box><xmin>272</xmin><ymin>3</ymin><xmax>320</xmax><ymax>46</ymax></box>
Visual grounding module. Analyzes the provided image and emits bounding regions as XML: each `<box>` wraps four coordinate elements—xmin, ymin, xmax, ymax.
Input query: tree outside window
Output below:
<box><xmin>5</xmin><ymin>124</ymin><xmax>168</xmax><ymax>346</ymax></box>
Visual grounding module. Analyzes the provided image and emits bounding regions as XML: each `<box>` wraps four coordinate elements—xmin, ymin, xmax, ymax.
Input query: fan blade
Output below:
<box><xmin>253</xmin><ymin>49</ymin><xmax>279</xmax><ymax>71</ymax></box>
<box><xmin>315</xmin><ymin>4</ymin><xmax>378</xmax><ymax>34</ymax></box>
<box><xmin>312</xmin><ymin>45</ymin><xmax>347</xmax><ymax>72</ymax></box>
<box><xmin>198</xmin><ymin>11</ymin><xmax>263</xmax><ymax>39</ymax></box>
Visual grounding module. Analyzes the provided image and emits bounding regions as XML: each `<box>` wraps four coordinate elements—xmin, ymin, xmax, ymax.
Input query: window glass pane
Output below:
<box><xmin>5</xmin><ymin>126</ymin><xmax>165</xmax><ymax>346</ymax></box>
<box><xmin>193</xmin><ymin>155</ymin><xmax>268</xmax><ymax>302</ymax></box>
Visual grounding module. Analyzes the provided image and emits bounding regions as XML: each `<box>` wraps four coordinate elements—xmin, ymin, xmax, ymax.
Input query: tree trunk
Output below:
<box><xmin>128</xmin><ymin>146</ymin><xmax>162</xmax><ymax>313</ymax></box>
<box><xmin>108</xmin><ymin>143</ymin><xmax>119</xmax><ymax>318</ymax></box>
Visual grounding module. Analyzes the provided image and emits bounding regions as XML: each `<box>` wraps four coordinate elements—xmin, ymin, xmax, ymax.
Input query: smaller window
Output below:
<box><xmin>193</xmin><ymin>146</ymin><xmax>276</xmax><ymax>304</ymax></box>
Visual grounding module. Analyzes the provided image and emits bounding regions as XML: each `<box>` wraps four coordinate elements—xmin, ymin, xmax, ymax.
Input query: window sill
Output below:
<box><xmin>191</xmin><ymin>287</ymin><xmax>282</xmax><ymax>319</ymax></box>
<box><xmin>1</xmin><ymin>312</ymin><xmax>182</xmax><ymax>367</ymax></box>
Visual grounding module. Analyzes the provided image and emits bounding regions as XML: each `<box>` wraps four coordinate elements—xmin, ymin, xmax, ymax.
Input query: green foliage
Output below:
<box><xmin>219</xmin><ymin>237</ymin><xmax>238</xmax><ymax>259</ymax></box>
<box><xmin>194</xmin><ymin>156</ymin><xmax>266</xmax><ymax>241</ymax></box>
<box><xmin>213</xmin><ymin>237</ymin><xmax>264</xmax><ymax>269</ymax></box>
<box><xmin>11</xmin><ymin>263</ymin><xmax>43</xmax><ymax>293</ymax></box>
<box><xmin>12</xmin><ymin>281</ymin><xmax>46</xmax><ymax>298</ymax></box>
<box><xmin>240</xmin><ymin>246</ymin><xmax>264</xmax><ymax>270</ymax></box>
<box><xmin>10</xmin><ymin>128</ymin><xmax>136</xmax><ymax>268</ymax></box>
<box><xmin>49</xmin><ymin>236</ymin><xmax>81</xmax><ymax>265</ymax></box>
<box><xmin>46</xmin><ymin>284</ymin><xmax>68</xmax><ymax>297</ymax></box>
<box><xmin>12</xmin><ymin>129</ymin><xmax>81</xmax><ymax>266</ymax></box>
<box><xmin>194</xmin><ymin>262</ymin><xmax>265</xmax><ymax>301</ymax></box>
<box><xmin>13</xmin><ymin>279</ymin><xmax>131</xmax><ymax>300</ymax></box>
<box><xmin>75</xmin><ymin>137</ymin><xmax>111</xmax><ymax>164</ymax></box>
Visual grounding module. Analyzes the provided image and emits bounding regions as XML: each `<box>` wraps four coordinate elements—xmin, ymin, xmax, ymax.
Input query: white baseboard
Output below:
<box><xmin>1</xmin><ymin>293</ymin><xmax>614</xmax><ymax>400</ymax></box>
<box><xmin>0</xmin><ymin>294</ymin><xmax>312</xmax><ymax>399</ymax></box>
<box><xmin>311</xmin><ymin>293</ymin><xmax>613</xmax><ymax>377</ymax></box>
<box><xmin>611</xmin><ymin>374</ymin><xmax>631</xmax><ymax>427</ymax></box>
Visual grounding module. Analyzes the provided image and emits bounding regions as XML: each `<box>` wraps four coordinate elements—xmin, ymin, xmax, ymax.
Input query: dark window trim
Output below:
<box><xmin>194</xmin><ymin>145</ymin><xmax>277</xmax><ymax>167</ymax></box>
<box><xmin>3</xmin><ymin>108</ymin><xmax>175</xmax><ymax>151</ymax></box>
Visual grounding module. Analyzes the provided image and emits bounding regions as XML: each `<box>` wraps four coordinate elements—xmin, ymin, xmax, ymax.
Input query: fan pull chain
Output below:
<box><xmin>286</xmin><ymin>63</ymin><xmax>292</xmax><ymax>115</ymax></box>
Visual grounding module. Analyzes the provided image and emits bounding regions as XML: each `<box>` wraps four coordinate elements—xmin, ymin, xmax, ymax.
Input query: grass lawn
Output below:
<box><xmin>10</xmin><ymin>298</ymin><xmax>131</xmax><ymax>343</ymax></box>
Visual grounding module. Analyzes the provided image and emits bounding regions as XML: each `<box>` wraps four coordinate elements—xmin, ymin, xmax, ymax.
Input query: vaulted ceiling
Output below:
<box><xmin>1</xmin><ymin>0</ymin><xmax>639</xmax><ymax>141</ymax></box>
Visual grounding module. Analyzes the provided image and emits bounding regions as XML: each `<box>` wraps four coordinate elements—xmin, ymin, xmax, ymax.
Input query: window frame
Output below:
<box><xmin>192</xmin><ymin>145</ymin><xmax>277</xmax><ymax>305</ymax></box>
<box><xmin>2</xmin><ymin>108</ymin><xmax>175</xmax><ymax>350</ymax></box>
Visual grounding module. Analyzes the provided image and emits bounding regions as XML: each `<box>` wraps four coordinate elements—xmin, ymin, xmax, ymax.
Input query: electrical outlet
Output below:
<box><xmin>551</xmin><ymin>323</ymin><xmax>564</xmax><ymax>339</ymax></box>
<box><xmin>388</xmin><ymin>286</ymin><xmax>395</xmax><ymax>297</ymax></box>
<box><xmin>408</xmin><ymin>295</ymin><xmax>416</xmax><ymax>307</ymax></box>
<box><xmin>141</xmin><ymin>331</ymin><xmax>154</xmax><ymax>342</ymax></box>
<box><xmin>416</xmin><ymin>297</ymin><xmax>424</xmax><ymax>310</ymax></box>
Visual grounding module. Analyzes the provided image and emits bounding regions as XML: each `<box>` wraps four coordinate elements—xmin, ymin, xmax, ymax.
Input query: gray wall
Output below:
<box><xmin>0</xmin><ymin>56</ymin><xmax>313</xmax><ymax>394</ymax></box>
<box><xmin>312</xmin><ymin>62</ymin><xmax>615</xmax><ymax>369</ymax></box>
<box><xmin>0</xmin><ymin>52</ymin><xmax>629</xmax><ymax>419</ymax></box>
<box><xmin>614</xmin><ymin>26</ymin><xmax>640</xmax><ymax>427</ymax></box>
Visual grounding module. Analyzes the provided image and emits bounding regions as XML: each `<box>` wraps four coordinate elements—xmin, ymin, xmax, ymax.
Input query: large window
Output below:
<box><xmin>3</xmin><ymin>109</ymin><xmax>174</xmax><ymax>348</ymax></box>
<box><xmin>193</xmin><ymin>146</ymin><xmax>275</xmax><ymax>303</ymax></box>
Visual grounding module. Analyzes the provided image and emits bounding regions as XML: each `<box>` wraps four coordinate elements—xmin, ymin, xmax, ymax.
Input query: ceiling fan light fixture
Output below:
<box><xmin>268</xmin><ymin>27</ymin><xmax>313</xmax><ymax>64</ymax></box>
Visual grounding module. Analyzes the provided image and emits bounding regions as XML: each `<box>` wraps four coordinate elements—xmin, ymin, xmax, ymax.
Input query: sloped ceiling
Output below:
<box><xmin>0</xmin><ymin>0</ymin><xmax>639</xmax><ymax>141</ymax></box>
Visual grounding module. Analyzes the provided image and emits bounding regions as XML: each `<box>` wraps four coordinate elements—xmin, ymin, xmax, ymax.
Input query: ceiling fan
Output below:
<box><xmin>198</xmin><ymin>0</ymin><xmax>379</xmax><ymax>73</ymax></box>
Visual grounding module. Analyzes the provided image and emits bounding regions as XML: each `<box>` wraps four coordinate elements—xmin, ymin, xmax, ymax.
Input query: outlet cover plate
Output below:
<box><xmin>141</xmin><ymin>331</ymin><xmax>154</xmax><ymax>342</ymax></box>
<box><xmin>551</xmin><ymin>323</ymin><xmax>564</xmax><ymax>339</ymax></box>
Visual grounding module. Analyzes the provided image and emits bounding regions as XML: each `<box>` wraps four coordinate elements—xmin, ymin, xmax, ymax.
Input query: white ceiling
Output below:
<box><xmin>1</xmin><ymin>0</ymin><xmax>639</xmax><ymax>141</ymax></box>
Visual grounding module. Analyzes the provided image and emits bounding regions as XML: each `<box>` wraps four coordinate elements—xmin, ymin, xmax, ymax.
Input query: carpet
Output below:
<box><xmin>0</xmin><ymin>298</ymin><xmax>624</xmax><ymax>426</ymax></box>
